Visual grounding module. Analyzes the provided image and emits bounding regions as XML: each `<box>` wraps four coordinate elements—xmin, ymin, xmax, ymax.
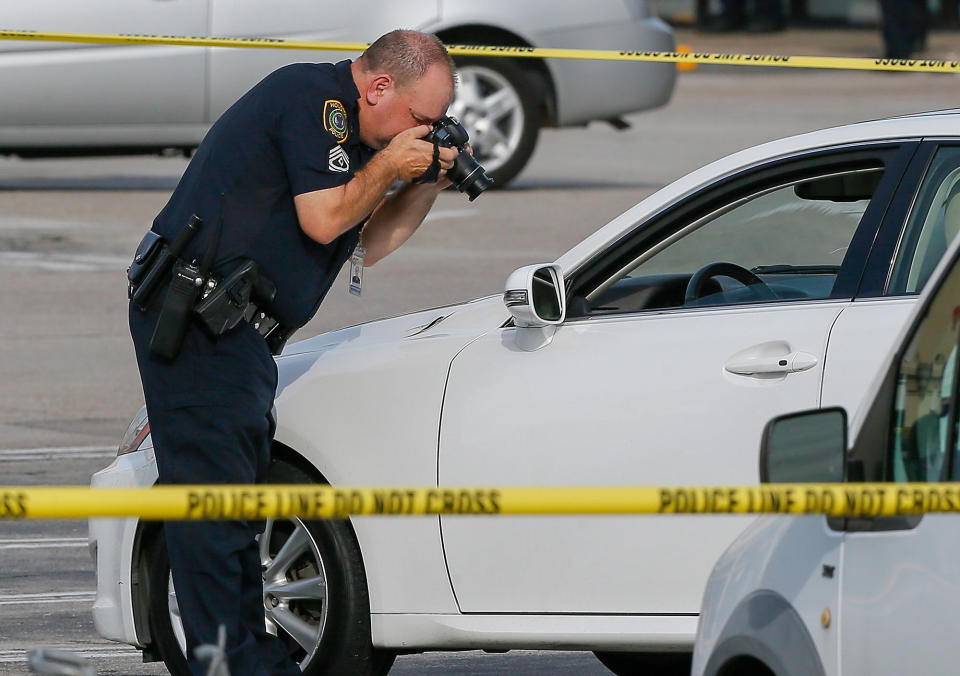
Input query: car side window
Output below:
<box><xmin>888</xmin><ymin>146</ymin><xmax>960</xmax><ymax>296</ymax></box>
<box><xmin>889</xmin><ymin>259</ymin><xmax>960</xmax><ymax>482</ymax></box>
<box><xmin>581</xmin><ymin>165</ymin><xmax>885</xmax><ymax>315</ymax></box>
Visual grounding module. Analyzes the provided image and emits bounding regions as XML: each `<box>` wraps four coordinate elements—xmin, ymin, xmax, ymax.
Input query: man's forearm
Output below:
<box><xmin>361</xmin><ymin>182</ymin><xmax>443</xmax><ymax>266</ymax></box>
<box><xmin>294</xmin><ymin>152</ymin><xmax>398</xmax><ymax>245</ymax></box>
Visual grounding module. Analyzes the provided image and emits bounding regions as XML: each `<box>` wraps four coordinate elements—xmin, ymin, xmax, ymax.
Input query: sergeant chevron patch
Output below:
<box><xmin>328</xmin><ymin>146</ymin><xmax>350</xmax><ymax>173</ymax></box>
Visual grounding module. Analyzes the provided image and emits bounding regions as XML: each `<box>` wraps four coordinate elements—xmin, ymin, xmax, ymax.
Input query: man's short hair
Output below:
<box><xmin>359</xmin><ymin>30</ymin><xmax>455</xmax><ymax>90</ymax></box>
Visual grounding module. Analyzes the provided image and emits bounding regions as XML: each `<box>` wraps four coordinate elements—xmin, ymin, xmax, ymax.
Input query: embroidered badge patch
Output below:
<box><xmin>323</xmin><ymin>99</ymin><xmax>348</xmax><ymax>143</ymax></box>
<box><xmin>328</xmin><ymin>145</ymin><xmax>350</xmax><ymax>173</ymax></box>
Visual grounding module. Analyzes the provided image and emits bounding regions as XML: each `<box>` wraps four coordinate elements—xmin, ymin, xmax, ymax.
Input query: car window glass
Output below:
<box><xmin>890</xmin><ymin>259</ymin><xmax>960</xmax><ymax>482</ymax></box>
<box><xmin>888</xmin><ymin>147</ymin><xmax>960</xmax><ymax>296</ymax></box>
<box><xmin>585</xmin><ymin>166</ymin><xmax>884</xmax><ymax>315</ymax></box>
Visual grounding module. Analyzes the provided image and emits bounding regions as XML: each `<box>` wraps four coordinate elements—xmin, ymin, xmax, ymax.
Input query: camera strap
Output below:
<box><xmin>413</xmin><ymin>140</ymin><xmax>442</xmax><ymax>184</ymax></box>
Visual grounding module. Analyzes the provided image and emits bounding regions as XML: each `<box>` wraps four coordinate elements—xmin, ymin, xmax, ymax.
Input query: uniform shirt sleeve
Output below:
<box><xmin>279</xmin><ymin>88</ymin><xmax>355</xmax><ymax>197</ymax></box>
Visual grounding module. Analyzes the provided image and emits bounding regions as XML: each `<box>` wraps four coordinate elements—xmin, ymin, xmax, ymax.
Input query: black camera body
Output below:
<box><xmin>414</xmin><ymin>115</ymin><xmax>493</xmax><ymax>201</ymax></box>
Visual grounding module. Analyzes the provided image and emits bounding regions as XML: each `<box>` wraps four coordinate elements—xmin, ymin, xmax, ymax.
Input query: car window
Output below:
<box><xmin>890</xmin><ymin>257</ymin><xmax>960</xmax><ymax>482</ymax></box>
<box><xmin>888</xmin><ymin>146</ymin><xmax>960</xmax><ymax>295</ymax></box>
<box><xmin>582</xmin><ymin>166</ymin><xmax>885</xmax><ymax>315</ymax></box>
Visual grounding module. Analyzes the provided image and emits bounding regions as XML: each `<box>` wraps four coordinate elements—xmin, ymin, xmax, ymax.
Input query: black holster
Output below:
<box><xmin>194</xmin><ymin>259</ymin><xmax>277</xmax><ymax>338</ymax></box>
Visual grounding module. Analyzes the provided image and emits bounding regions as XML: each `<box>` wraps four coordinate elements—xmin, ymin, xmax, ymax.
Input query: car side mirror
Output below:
<box><xmin>759</xmin><ymin>407</ymin><xmax>847</xmax><ymax>483</ymax></box>
<box><xmin>504</xmin><ymin>264</ymin><xmax>566</xmax><ymax>328</ymax></box>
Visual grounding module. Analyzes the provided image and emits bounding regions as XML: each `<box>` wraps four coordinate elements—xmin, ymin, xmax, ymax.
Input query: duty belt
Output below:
<box><xmin>248</xmin><ymin>306</ymin><xmax>294</xmax><ymax>355</ymax></box>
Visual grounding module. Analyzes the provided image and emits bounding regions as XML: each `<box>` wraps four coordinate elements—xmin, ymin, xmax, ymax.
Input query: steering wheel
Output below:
<box><xmin>683</xmin><ymin>261</ymin><xmax>777</xmax><ymax>305</ymax></box>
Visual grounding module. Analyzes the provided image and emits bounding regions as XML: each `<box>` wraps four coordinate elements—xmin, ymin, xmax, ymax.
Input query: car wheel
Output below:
<box><xmin>146</xmin><ymin>459</ymin><xmax>395</xmax><ymax>676</ymax></box>
<box><xmin>594</xmin><ymin>651</ymin><xmax>693</xmax><ymax>676</ymax></box>
<box><xmin>449</xmin><ymin>57</ymin><xmax>540</xmax><ymax>188</ymax></box>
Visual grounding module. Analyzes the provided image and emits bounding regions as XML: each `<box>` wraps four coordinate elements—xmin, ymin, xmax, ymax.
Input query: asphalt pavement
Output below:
<box><xmin>2</xmin><ymin>25</ymin><xmax>960</xmax><ymax>674</ymax></box>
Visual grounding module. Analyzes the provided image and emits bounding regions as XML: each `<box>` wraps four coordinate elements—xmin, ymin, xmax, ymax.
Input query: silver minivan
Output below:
<box><xmin>0</xmin><ymin>0</ymin><xmax>675</xmax><ymax>186</ymax></box>
<box><xmin>693</xmin><ymin>198</ymin><xmax>960</xmax><ymax>675</ymax></box>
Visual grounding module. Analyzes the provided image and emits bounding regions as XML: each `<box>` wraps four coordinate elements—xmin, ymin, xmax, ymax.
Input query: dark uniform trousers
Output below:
<box><xmin>129</xmin><ymin>303</ymin><xmax>300</xmax><ymax>676</ymax></box>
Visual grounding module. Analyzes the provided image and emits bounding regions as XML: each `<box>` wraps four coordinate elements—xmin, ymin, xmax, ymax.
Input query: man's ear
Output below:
<box><xmin>365</xmin><ymin>74</ymin><xmax>393</xmax><ymax>106</ymax></box>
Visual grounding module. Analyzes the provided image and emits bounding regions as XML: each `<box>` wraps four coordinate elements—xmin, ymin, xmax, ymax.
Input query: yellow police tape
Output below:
<box><xmin>3</xmin><ymin>484</ymin><xmax>960</xmax><ymax>520</ymax></box>
<box><xmin>1</xmin><ymin>28</ymin><xmax>959</xmax><ymax>74</ymax></box>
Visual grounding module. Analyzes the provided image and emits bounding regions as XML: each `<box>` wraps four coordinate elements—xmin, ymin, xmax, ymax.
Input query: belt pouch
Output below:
<box><xmin>127</xmin><ymin>231</ymin><xmax>165</xmax><ymax>286</ymax></box>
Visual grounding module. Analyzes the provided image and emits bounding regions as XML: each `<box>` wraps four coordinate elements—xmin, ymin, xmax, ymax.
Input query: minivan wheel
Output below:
<box><xmin>146</xmin><ymin>459</ymin><xmax>395</xmax><ymax>676</ymax></box>
<box><xmin>450</xmin><ymin>58</ymin><xmax>540</xmax><ymax>188</ymax></box>
<box><xmin>594</xmin><ymin>650</ymin><xmax>693</xmax><ymax>676</ymax></box>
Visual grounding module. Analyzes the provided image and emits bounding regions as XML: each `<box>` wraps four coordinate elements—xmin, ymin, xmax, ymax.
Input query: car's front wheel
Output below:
<box><xmin>449</xmin><ymin>57</ymin><xmax>540</xmax><ymax>188</ymax></box>
<box><xmin>147</xmin><ymin>459</ymin><xmax>394</xmax><ymax>676</ymax></box>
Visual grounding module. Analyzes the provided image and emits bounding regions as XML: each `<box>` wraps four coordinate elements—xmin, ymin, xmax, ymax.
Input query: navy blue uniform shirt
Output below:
<box><xmin>152</xmin><ymin>59</ymin><xmax>374</xmax><ymax>329</ymax></box>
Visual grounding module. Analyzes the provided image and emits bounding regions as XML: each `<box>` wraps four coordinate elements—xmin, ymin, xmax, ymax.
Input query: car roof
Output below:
<box><xmin>556</xmin><ymin>111</ymin><xmax>960</xmax><ymax>273</ymax></box>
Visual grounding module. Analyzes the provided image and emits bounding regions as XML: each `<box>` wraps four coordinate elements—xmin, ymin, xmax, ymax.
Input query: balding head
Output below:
<box><xmin>357</xmin><ymin>30</ymin><xmax>455</xmax><ymax>91</ymax></box>
<box><xmin>351</xmin><ymin>30</ymin><xmax>456</xmax><ymax>149</ymax></box>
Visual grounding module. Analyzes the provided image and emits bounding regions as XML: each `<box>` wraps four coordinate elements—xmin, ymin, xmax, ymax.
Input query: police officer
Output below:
<box><xmin>878</xmin><ymin>0</ymin><xmax>928</xmax><ymax>60</ymax></box>
<box><xmin>128</xmin><ymin>30</ymin><xmax>458</xmax><ymax>676</ymax></box>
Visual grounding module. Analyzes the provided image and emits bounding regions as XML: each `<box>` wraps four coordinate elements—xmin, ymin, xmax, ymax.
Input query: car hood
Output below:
<box><xmin>277</xmin><ymin>294</ymin><xmax>508</xmax><ymax>358</ymax></box>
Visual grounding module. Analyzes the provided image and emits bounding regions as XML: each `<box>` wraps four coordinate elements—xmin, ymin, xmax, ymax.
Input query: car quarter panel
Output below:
<box><xmin>437</xmin><ymin>1</ymin><xmax>676</xmax><ymax>125</ymax></box>
<box><xmin>272</xmin><ymin>298</ymin><xmax>507</xmax><ymax>616</ymax></box>
<box><xmin>692</xmin><ymin>516</ymin><xmax>842</xmax><ymax>676</ymax></box>
<box><xmin>820</xmin><ymin>299</ymin><xmax>917</xmax><ymax>411</ymax></box>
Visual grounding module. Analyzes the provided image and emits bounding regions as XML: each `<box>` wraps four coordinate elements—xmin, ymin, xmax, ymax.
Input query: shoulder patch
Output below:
<box><xmin>328</xmin><ymin>145</ymin><xmax>350</xmax><ymax>173</ymax></box>
<box><xmin>323</xmin><ymin>99</ymin><xmax>349</xmax><ymax>143</ymax></box>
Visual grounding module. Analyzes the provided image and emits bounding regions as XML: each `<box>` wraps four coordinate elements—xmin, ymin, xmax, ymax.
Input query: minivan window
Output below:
<box><xmin>890</xmin><ymin>255</ymin><xmax>960</xmax><ymax>482</ymax></box>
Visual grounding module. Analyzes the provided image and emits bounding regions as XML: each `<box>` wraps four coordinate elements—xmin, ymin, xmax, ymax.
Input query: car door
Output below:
<box><xmin>437</xmin><ymin>142</ymin><xmax>916</xmax><ymax>615</ymax></box>
<box><xmin>208</xmin><ymin>0</ymin><xmax>441</xmax><ymax>121</ymax></box>
<box><xmin>837</xmin><ymin>235</ymin><xmax>960</xmax><ymax>675</ymax></box>
<box><xmin>0</xmin><ymin>2</ymin><xmax>208</xmax><ymax>146</ymax></box>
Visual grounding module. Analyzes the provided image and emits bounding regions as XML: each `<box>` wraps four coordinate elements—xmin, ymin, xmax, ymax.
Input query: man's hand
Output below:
<box><xmin>381</xmin><ymin>125</ymin><xmax>459</xmax><ymax>182</ymax></box>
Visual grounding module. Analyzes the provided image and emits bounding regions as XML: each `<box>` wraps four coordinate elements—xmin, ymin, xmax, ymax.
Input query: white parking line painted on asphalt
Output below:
<box><xmin>0</xmin><ymin>216</ymin><xmax>89</xmax><ymax>230</ymax></box>
<box><xmin>0</xmin><ymin>445</ymin><xmax>114</xmax><ymax>462</ymax></box>
<box><xmin>0</xmin><ymin>251</ymin><xmax>128</xmax><ymax>271</ymax></box>
<box><xmin>0</xmin><ymin>537</ymin><xmax>87</xmax><ymax>550</ymax></box>
<box><xmin>0</xmin><ymin>644</ymin><xmax>142</xmax><ymax>663</ymax></box>
<box><xmin>0</xmin><ymin>591</ymin><xmax>96</xmax><ymax>606</ymax></box>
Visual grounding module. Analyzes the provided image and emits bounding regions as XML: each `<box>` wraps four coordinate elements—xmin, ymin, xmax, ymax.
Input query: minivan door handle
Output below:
<box><xmin>725</xmin><ymin>343</ymin><xmax>819</xmax><ymax>376</ymax></box>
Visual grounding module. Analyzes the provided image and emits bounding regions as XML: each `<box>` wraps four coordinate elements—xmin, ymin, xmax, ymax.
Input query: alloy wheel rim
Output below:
<box><xmin>448</xmin><ymin>65</ymin><xmax>525</xmax><ymax>175</ymax></box>
<box><xmin>167</xmin><ymin>517</ymin><xmax>328</xmax><ymax>671</ymax></box>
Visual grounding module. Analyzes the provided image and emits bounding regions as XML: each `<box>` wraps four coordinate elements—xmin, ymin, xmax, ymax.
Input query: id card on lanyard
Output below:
<box><xmin>349</xmin><ymin>245</ymin><xmax>365</xmax><ymax>296</ymax></box>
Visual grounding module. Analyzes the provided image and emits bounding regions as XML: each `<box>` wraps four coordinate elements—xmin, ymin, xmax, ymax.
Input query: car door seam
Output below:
<box><xmin>435</xmin><ymin>328</ymin><xmax>499</xmax><ymax>614</ymax></box>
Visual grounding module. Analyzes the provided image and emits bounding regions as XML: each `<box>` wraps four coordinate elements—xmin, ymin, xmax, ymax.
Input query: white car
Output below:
<box><xmin>90</xmin><ymin>110</ymin><xmax>960</xmax><ymax>676</ymax></box>
<box><xmin>0</xmin><ymin>0</ymin><xmax>675</xmax><ymax>186</ymax></box>
<box><xmin>691</xmin><ymin>190</ymin><xmax>960</xmax><ymax>676</ymax></box>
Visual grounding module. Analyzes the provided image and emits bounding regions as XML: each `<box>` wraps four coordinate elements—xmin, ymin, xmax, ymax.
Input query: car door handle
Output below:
<box><xmin>724</xmin><ymin>350</ymin><xmax>819</xmax><ymax>375</ymax></box>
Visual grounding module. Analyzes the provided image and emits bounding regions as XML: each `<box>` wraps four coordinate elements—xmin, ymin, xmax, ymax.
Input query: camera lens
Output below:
<box><xmin>449</xmin><ymin>151</ymin><xmax>493</xmax><ymax>201</ymax></box>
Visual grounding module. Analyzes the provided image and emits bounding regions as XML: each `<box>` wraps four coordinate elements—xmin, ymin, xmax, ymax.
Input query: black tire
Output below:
<box><xmin>146</xmin><ymin>533</ymin><xmax>190</xmax><ymax>676</ymax></box>
<box><xmin>594</xmin><ymin>651</ymin><xmax>693</xmax><ymax>676</ymax></box>
<box><xmin>146</xmin><ymin>459</ymin><xmax>395</xmax><ymax>676</ymax></box>
<box><xmin>450</xmin><ymin>57</ymin><xmax>541</xmax><ymax>188</ymax></box>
